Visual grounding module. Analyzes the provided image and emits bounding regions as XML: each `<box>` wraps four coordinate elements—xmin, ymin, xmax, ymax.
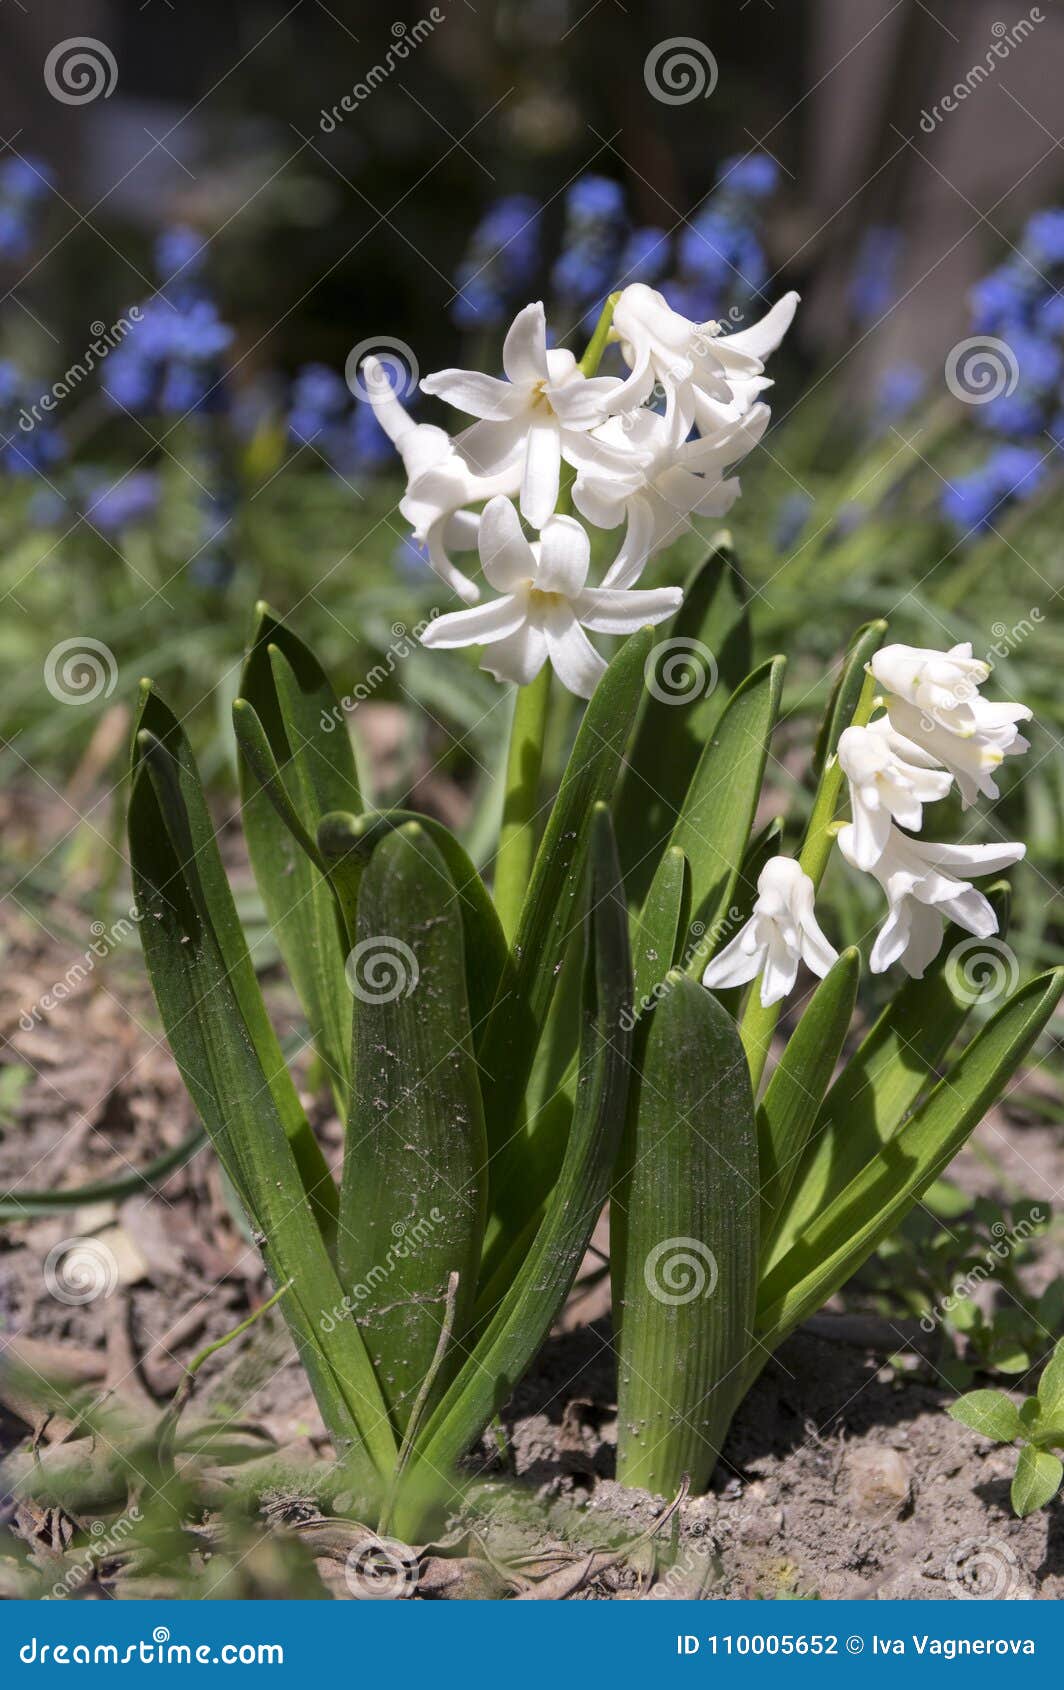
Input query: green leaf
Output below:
<box><xmin>476</xmin><ymin>629</ymin><xmax>651</xmax><ymax>1215</ymax></box>
<box><xmin>130</xmin><ymin>692</ymin><xmax>336</xmax><ymax>1238</ymax></box>
<box><xmin>1038</xmin><ymin>1339</ymin><xmax>1064</xmax><ymax>1420</ymax></box>
<box><xmin>669</xmin><ymin>656</ymin><xmax>786</xmax><ymax>953</ymax></box>
<box><xmin>766</xmin><ymin>887</ymin><xmax>1012</xmax><ymax>1273</ymax></box>
<box><xmin>947</xmin><ymin>1389</ymin><xmax>1022</xmax><ymax>1443</ymax></box>
<box><xmin>812</xmin><ymin>620</ymin><xmax>888</xmax><ymax>779</ymax></box>
<box><xmin>631</xmin><ymin>846</ymin><xmax>689</xmax><ymax>1012</ymax></box>
<box><xmin>1012</xmin><ymin>1445</ymin><xmax>1063</xmax><ymax>1517</ymax></box>
<box><xmin>757</xmin><ymin>949</ymin><xmax>860</xmax><ymax>1241</ymax></box>
<box><xmin>757</xmin><ymin>969</ymin><xmax>1064</xmax><ymax>1350</ymax></box>
<box><xmin>234</xmin><ymin>609</ymin><xmax>359</xmax><ymax>1109</ymax></box>
<box><xmin>612</xmin><ymin>973</ymin><xmax>758</xmax><ymax>1494</ymax></box>
<box><xmin>339</xmin><ymin>824</ymin><xmax>487</xmax><ymax>1437</ymax></box>
<box><xmin>396</xmin><ymin>806</ymin><xmax>632</xmax><ymax>1531</ymax></box>
<box><xmin>614</xmin><ymin>539</ymin><xmax>751</xmax><ymax>903</ymax></box>
<box><xmin>317</xmin><ymin>808</ymin><xmax>508</xmax><ymax>1045</ymax></box>
<box><xmin>128</xmin><ymin>749</ymin><xmax>395</xmax><ymax>1484</ymax></box>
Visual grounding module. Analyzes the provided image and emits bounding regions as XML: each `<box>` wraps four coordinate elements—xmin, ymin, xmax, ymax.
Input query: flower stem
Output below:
<box><xmin>739</xmin><ymin>669</ymin><xmax>879</xmax><ymax>1091</ymax></box>
<box><xmin>493</xmin><ymin>661</ymin><xmax>552</xmax><ymax>942</ymax></box>
<box><xmin>578</xmin><ymin>291</ymin><xmax>621</xmax><ymax>378</ymax></box>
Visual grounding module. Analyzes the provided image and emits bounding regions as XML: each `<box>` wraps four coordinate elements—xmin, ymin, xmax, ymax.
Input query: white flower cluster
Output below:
<box><xmin>703</xmin><ymin>642</ymin><xmax>1031</xmax><ymax>1007</ymax></box>
<box><xmin>368</xmin><ymin>284</ymin><xmax>799</xmax><ymax>698</ymax></box>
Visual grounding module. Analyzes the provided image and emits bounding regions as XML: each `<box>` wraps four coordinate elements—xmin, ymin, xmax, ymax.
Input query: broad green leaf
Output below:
<box><xmin>614</xmin><ymin>539</ymin><xmax>751</xmax><ymax>903</ymax></box>
<box><xmin>130</xmin><ymin>696</ymin><xmax>336</xmax><ymax>1237</ymax></box>
<box><xmin>668</xmin><ymin>656</ymin><xmax>786</xmax><ymax>955</ymax></box>
<box><xmin>613</xmin><ymin>973</ymin><xmax>758</xmax><ymax>1494</ymax></box>
<box><xmin>812</xmin><ymin>619</ymin><xmax>888</xmax><ymax>779</ymax></box>
<box><xmin>1037</xmin><ymin>1338</ymin><xmax>1064</xmax><ymax>1420</ymax></box>
<box><xmin>339</xmin><ymin>824</ymin><xmax>487</xmax><ymax>1437</ymax></box>
<box><xmin>317</xmin><ymin>808</ymin><xmax>509</xmax><ymax>1044</ymax></box>
<box><xmin>235</xmin><ymin>613</ymin><xmax>358</xmax><ymax>1108</ymax></box>
<box><xmin>395</xmin><ymin>806</ymin><xmax>632</xmax><ymax>1533</ymax></box>
<box><xmin>757</xmin><ymin>969</ymin><xmax>1064</xmax><ymax>1350</ymax></box>
<box><xmin>128</xmin><ymin>749</ymin><xmax>395</xmax><ymax>1484</ymax></box>
<box><xmin>947</xmin><ymin>1390</ymin><xmax>1022</xmax><ymax>1443</ymax></box>
<box><xmin>766</xmin><ymin>887</ymin><xmax>1012</xmax><ymax>1273</ymax></box>
<box><xmin>631</xmin><ymin>845</ymin><xmax>689</xmax><ymax>1012</ymax></box>
<box><xmin>477</xmin><ymin>629</ymin><xmax>651</xmax><ymax>1206</ymax></box>
<box><xmin>757</xmin><ymin>949</ymin><xmax>860</xmax><ymax>1241</ymax></box>
<box><xmin>1012</xmin><ymin>1445</ymin><xmax>1063</xmax><ymax>1517</ymax></box>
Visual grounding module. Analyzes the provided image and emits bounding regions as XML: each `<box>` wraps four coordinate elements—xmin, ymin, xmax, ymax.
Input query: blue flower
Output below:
<box><xmin>969</xmin><ymin>262</ymin><xmax>1036</xmax><ymax>333</ymax></box>
<box><xmin>941</xmin><ymin>471</ymin><xmax>999</xmax><ymax>534</ymax></box>
<box><xmin>0</xmin><ymin>156</ymin><xmax>53</xmax><ymax>202</ymax></box>
<box><xmin>849</xmin><ymin>226</ymin><xmax>903</xmax><ymax>323</ymax></box>
<box><xmin>155</xmin><ymin>223</ymin><xmax>206</xmax><ymax>284</ymax></box>
<box><xmin>716</xmin><ymin>153</ymin><xmax>780</xmax><ymax>201</ymax></box>
<box><xmin>1023</xmin><ymin>209</ymin><xmax>1064</xmax><ymax>267</ymax></box>
<box><xmin>450</xmin><ymin>193</ymin><xmax>542</xmax><ymax>328</ymax></box>
<box><xmin>876</xmin><ymin>362</ymin><xmax>926</xmax><ymax>421</ymax></box>
<box><xmin>83</xmin><ymin>470</ymin><xmax>161</xmax><ymax>534</ymax></box>
<box><xmin>618</xmin><ymin>227</ymin><xmax>670</xmax><ymax>285</ymax></box>
<box><xmin>978</xmin><ymin>390</ymin><xmax>1044</xmax><ymax>438</ymax></box>
<box><xmin>566</xmin><ymin>175</ymin><xmax>625</xmax><ymax>225</ymax></box>
<box><xmin>987</xmin><ymin>443</ymin><xmax>1046</xmax><ymax>500</ymax></box>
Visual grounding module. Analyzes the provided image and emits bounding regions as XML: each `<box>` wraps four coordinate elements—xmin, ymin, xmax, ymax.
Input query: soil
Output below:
<box><xmin>1</xmin><ymin>778</ymin><xmax>1062</xmax><ymax>1601</ymax></box>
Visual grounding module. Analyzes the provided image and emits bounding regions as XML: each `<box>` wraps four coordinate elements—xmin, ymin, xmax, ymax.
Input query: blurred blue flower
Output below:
<box><xmin>716</xmin><ymin>153</ymin><xmax>780</xmax><ymax>202</ymax></box>
<box><xmin>552</xmin><ymin>174</ymin><xmax>627</xmax><ymax>309</ymax></box>
<box><xmin>942</xmin><ymin>444</ymin><xmax>1046</xmax><ymax>535</ymax></box>
<box><xmin>1023</xmin><ymin>209</ymin><xmax>1064</xmax><ymax>267</ymax></box>
<box><xmin>969</xmin><ymin>262</ymin><xmax>1036</xmax><ymax>334</ymax></box>
<box><xmin>566</xmin><ymin>175</ymin><xmax>625</xmax><ymax>224</ymax></box>
<box><xmin>774</xmin><ymin>491</ymin><xmax>813</xmax><ymax>553</ymax></box>
<box><xmin>618</xmin><ymin>226</ymin><xmax>670</xmax><ymax>286</ymax></box>
<box><xmin>849</xmin><ymin>226</ymin><xmax>902</xmax><ymax>324</ymax></box>
<box><xmin>451</xmin><ymin>193</ymin><xmax>541</xmax><ymax>328</ymax></box>
<box><xmin>155</xmin><ymin>223</ymin><xmax>207</xmax><ymax>286</ymax></box>
<box><xmin>83</xmin><ymin>470</ymin><xmax>161</xmax><ymax>534</ymax></box>
<box><xmin>876</xmin><ymin>362</ymin><xmax>926</xmax><ymax>422</ymax></box>
<box><xmin>0</xmin><ymin>156</ymin><xmax>54</xmax><ymax>202</ymax></box>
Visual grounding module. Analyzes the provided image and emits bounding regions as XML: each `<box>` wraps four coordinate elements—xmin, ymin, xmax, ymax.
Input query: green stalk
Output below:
<box><xmin>493</xmin><ymin>663</ymin><xmax>552</xmax><ymax>943</ymax></box>
<box><xmin>491</xmin><ymin>292</ymin><xmax>621</xmax><ymax>943</ymax></box>
<box><xmin>740</xmin><ymin>668</ymin><xmax>878</xmax><ymax>1090</ymax></box>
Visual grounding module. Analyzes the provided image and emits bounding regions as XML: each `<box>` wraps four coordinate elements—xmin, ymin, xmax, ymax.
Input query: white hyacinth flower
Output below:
<box><xmin>838</xmin><ymin>823</ymin><xmax>1025</xmax><ymax>979</ymax></box>
<box><xmin>870</xmin><ymin>640</ymin><xmax>1031</xmax><ymax>807</ymax></box>
<box><xmin>364</xmin><ymin>355</ymin><xmax>518</xmax><ymax>604</ymax></box>
<box><xmin>611</xmin><ymin>284</ymin><xmax>799</xmax><ymax>431</ymax></box>
<box><xmin>837</xmin><ymin>720</ymin><xmax>953</xmax><ymax>871</ymax></box>
<box><xmin>420</xmin><ymin>301</ymin><xmax>644</xmax><ymax>531</ymax></box>
<box><xmin>419</xmin><ymin>495</ymin><xmax>681</xmax><ymax>700</ymax></box>
<box><xmin>573</xmin><ymin>402</ymin><xmax>770</xmax><ymax>588</ymax></box>
<box><xmin>701</xmin><ymin>856</ymin><xmax>839</xmax><ymax>1008</ymax></box>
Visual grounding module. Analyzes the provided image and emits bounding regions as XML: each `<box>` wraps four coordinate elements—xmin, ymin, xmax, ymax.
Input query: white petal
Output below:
<box><xmin>542</xmin><ymin>604</ymin><xmax>607</xmax><ymax>699</ymax></box>
<box><xmin>535</xmin><ymin>514</ymin><xmax>590</xmax><ymax>596</ymax></box>
<box><xmin>419</xmin><ymin>594</ymin><xmax>526</xmax><ymax>649</ymax></box>
<box><xmin>481</xmin><ymin>622</ymin><xmax>548</xmax><ymax>687</ymax></box>
<box><xmin>702</xmin><ymin>926</ymin><xmax>764</xmax><ymax>991</ymax></box>
<box><xmin>549</xmin><ymin>374</ymin><xmax>621</xmax><ymax>429</ymax></box>
<box><xmin>870</xmin><ymin>903</ymin><xmax>912</xmax><ymax>975</ymax></box>
<box><xmin>899</xmin><ymin>904</ymin><xmax>945</xmax><ymax>978</ymax></box>
<box><xmin>760</xmin><ymin>943</ymin><xmax>800</xmax><ymax>1006</ymax></box>
<box><xmin>574</xmin><ymin>585</ymin><xmax>682</xmax><ymax>633</ymax></box>
<box><xmin>601</xmin><ymin>497</ymin><xmax>658</xmax><ymax>589</ymax></box>
<box><xmin>722</xmin><ymin>292</ymin><xmax>800</xmax><ymax>360</ymax></box>
<box><xmin>521</xmin><ymin>417</ymin><xmax>562</xmax><ymax>529</ymax></box>
<box><xmin>478</xmin><ymin>495</ymin><xmax>535</xmax><ymax>592</ymax></box>
<box><xmin>848</xmin><ymin>794</ymin><xmax>890</xmax><ymax>872</ymax></box>
<box><xmin>502</xmin><ymin>302</ymin><xmax>548</xmax><ymax>386</ymax></box>
<box><xmin>421</xmin><ymin>368</ymin><xmax>526</xmax><ymax>422</ymax></box>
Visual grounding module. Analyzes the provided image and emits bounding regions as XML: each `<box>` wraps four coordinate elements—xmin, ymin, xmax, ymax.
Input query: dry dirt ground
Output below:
<box><xmin>1</xmin><ymin>783</ymin><xmax>1062</xmax><ymax>1601</ymax></box>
